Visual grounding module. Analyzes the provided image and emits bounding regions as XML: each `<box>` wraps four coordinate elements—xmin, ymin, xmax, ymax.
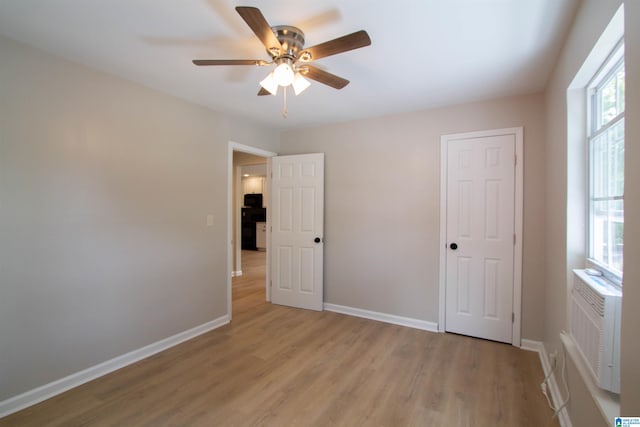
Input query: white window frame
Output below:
<box><xmin>585</xmin><ymin>40</ymin><xmax>625</xmax><ymax>285</ymax></box>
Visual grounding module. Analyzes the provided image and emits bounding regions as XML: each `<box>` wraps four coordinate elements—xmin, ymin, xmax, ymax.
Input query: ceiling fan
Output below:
<box><xmin>192</xmin><ymin>6</ymin><xmax>371</xmax><ymax>109</ymax></box>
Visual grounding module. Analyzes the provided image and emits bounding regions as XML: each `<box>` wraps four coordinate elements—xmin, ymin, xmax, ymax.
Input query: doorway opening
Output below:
<box><xmin>228</xmin><ymin>142</ymin><xmax>276</xmax><ymax>320</ymax></box>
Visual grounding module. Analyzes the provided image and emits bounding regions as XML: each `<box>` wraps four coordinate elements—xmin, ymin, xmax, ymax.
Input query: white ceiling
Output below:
<box><xmin>0</xmin><ymin>0</ymin><xmax>578</xmax><ymax>130</ymax></box>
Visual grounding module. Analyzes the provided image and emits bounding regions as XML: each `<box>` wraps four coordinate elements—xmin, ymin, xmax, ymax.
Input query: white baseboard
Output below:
<box><xmin>0</xmin><ymin>314</ymin><xmax>230</xmax><ymax>419</ymax></box>
<box><xmin>520</xmin><ymin>339</ymin><xmax>544</xmax><ymax>353</ymax></box>
<box><xmin>526</xmin><ymin>340</ymin><xmax>572</xmax><ymax>427</ymax></box>
<box><xmin>323</xmin><ymin>303</ymin><xmax>438</xmax><ymax>333</ymax></box>
<box><xmin>232</xmin><ymin>270</ymin><xmax>243</xmax><ymax>277</ymax></box>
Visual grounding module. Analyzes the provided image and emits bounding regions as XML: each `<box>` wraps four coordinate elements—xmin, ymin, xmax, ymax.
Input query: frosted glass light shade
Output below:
<box><xmin>260</xmin><ymin>72</ymin><xmax>278</xmax><ymax>95</ymax></box>
<box><xmin>292</xmin><ymin>72</ymin><xmax>311</xmax><ymax>95</ymax></box>
<box><xmin>273</xmin><ymin>62</ymin><xmax>294</xmax><ymax>86</ymax></box>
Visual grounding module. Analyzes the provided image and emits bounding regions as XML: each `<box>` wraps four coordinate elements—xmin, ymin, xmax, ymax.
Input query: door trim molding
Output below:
<box><xmin>227</xmin><ymin>141</ymin><xmax>276</xmax><ymax>321</ymax></box>
<box><xmin>438</xmin><ymin>127</ymin><xmax>523</xmax><ymax>346</ymax></box>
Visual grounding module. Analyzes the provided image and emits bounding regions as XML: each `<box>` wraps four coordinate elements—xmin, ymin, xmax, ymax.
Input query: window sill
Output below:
<box><xmin>560</xmin><ymin>331</ymin><xmax>620</xmax><ymax>422</ymax></box>
<box><xmin>585</xmin><ymin>259</ymin><xmax>623</xmax><ymax>288</ymax></box>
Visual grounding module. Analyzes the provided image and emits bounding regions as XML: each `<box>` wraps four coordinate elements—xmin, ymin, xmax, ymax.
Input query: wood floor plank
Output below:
<box><xmin>0</xmin><ymin>250</ymin><xmax>559</xmax><ymax>426</ymax></box>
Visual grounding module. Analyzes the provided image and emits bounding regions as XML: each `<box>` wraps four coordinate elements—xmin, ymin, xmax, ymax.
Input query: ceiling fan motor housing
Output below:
<box><xmin>271</xmin><ymin>25</ymin><xmax>306</xmax><ymax>61</ymax></box>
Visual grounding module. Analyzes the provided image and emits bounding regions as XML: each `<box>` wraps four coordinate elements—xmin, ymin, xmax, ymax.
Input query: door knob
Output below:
<box><xmin>449</xmin><ymin>243</ymin><xmax>458</xmax><ymax>250</ymax></box>
<box><xmin>314</xmin><ymin>237</ymin><xmax>321</xmax><ymax>243</ymax></box>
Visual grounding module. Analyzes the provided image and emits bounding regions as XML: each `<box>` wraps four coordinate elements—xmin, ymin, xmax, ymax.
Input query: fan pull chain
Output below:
<box><xmin>282</xmin><ymin>86</ymin><xmax>288</xmax><ymax>119</ymax></box>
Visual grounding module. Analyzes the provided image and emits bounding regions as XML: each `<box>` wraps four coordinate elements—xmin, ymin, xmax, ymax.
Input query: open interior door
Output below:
<box><xmin>270</xmin><ymin>153</ymin><xmax>324</xmax><ymax>311</ymax></box>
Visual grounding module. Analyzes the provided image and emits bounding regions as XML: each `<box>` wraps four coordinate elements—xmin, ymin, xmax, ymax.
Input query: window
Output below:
<box><xmin>587</xmin><ymin>43</ymin><xmax>625</xmax><ymax>280</ymax></box>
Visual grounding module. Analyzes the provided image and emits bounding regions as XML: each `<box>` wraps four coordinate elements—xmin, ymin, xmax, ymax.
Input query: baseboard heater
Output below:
<box><xmin>570</xmin><ymin>269</ymin><xmax>622</xmax><ymax>393</ymax></box>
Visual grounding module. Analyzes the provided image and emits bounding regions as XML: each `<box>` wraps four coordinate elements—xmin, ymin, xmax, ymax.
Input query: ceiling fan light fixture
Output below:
<box><xmin>292</xmin><ymin>72</ymin><xmax>311</xmax><ymax>95</ymax></box>
<box><xmin>193</xmin><ymin>7</ymin><xmax>371</xmax><ymax>116</ymax></box>
<box><xmin>260</xmin><ymin>72</ymin><xmax>278</xmax><ymax>95</ymax></box>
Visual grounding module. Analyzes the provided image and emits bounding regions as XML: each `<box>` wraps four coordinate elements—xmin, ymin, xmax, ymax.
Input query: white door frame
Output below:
<box><xmin>438</xmin><ymin>127</ymin><xmax>523</xmax><ymax>347</ymax></box>
<box><xmin>227</xmin><ymin>141</ymin><xmax>277</xmax><ymax>320</ymax></box>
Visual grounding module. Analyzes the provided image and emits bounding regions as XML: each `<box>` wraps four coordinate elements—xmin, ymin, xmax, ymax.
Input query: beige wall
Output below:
<box><xmin>543</xmin><ymin>0</ymin><xmax>640</xmax><ymax>420</ymax></box>
<box><xmin>280</xmin><ymin>93</ymin><xmax>546</xmax><ymax>339</ymax></box>
<box><xmin>0</xmin><ymin>35</ymin><xmax>279</xmax><ymax>401</ymax></box>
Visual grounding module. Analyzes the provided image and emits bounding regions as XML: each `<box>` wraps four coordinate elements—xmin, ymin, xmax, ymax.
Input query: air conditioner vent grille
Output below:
<box><xmin>573</xmin><ymin>277</ymin><xmax>606</xmax><ymax>317</ymax></box>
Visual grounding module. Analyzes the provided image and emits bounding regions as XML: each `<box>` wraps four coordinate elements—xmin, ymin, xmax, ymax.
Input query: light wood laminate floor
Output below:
<box><xmin>1</xmin><ymin>250</ymin><xmax>559</xmax><ymax>426</ymax></box>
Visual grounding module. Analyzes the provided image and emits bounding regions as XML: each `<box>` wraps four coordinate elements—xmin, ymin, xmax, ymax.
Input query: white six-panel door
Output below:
<box><xmin>444</xmin><ymin>132</ymin><xmax>518</xmax><ymax>343</ymax></box>
<box><xmin>270</xmin><ymin>153</ymin><xmax>324</xmax><ymax>311</ymax></box>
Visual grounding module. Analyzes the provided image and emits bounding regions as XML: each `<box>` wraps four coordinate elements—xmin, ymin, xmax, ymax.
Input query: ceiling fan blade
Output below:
<box><xmin>298</xmin><ymin>30</ymin><xmax>371</xmax><ymax>62</ymax></box>
<box><xmin>257</xmin><ymin>87</ymin><xmax>272</xmax><ymax>96</ymax></box>
<box><xmin>192</xmin><ymin>59</ymin><xmax>268</xmax><ymax>66</ymax></box>
<box><xmin>235</xmin><ymin>6</ymin><xmax>282</xmax><ymax>56</ymax></box>
<box><xmin>302</xmin><ymin>65</ymin><xmax>349</xmax><ymax>89</ymax></box>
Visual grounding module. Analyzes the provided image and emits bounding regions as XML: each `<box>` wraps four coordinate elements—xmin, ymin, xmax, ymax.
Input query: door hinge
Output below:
<box><xmin>512</xmin><ymin>312</ymin><xmax>515</xmax><ymax>323</ymax></box>
<box><xmin>514</xmin><ymin>154</ymin><xmax>517</xmax><ymax>166</ymax></box>
<box><xmin>513</xmin><ymin>233</ymin><xmax>516</xmax><ymax>245</ymax></box>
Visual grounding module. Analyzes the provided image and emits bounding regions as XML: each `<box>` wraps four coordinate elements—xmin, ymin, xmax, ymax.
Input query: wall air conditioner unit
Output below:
<box><xmin>570</xmin><ymin>269</ymin><xmax>622</xmax><ymax>393</ymax></box>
